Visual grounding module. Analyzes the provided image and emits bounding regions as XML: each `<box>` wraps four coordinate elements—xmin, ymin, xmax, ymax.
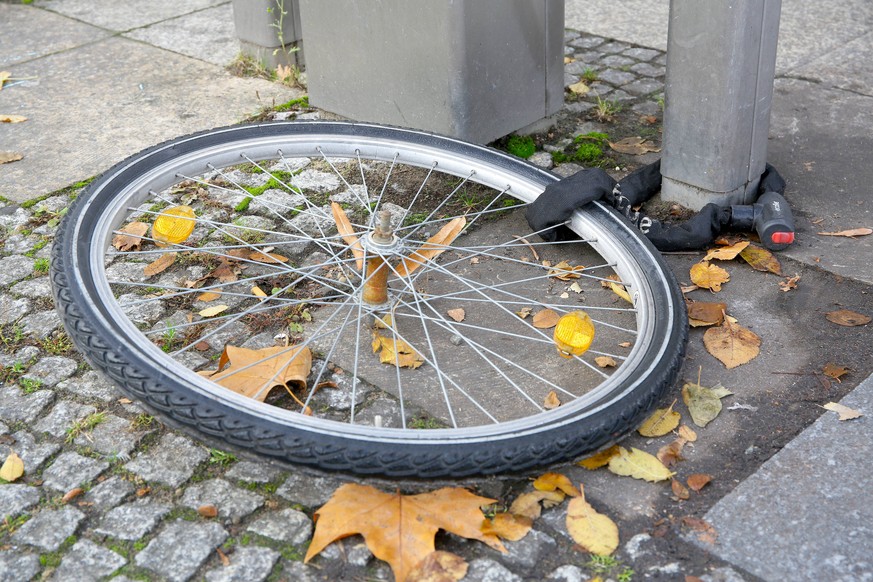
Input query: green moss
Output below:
<box><xmin>573</xmin><ymin>142</ymin><xmax>603</xmax><ymax>164</ymax></box>
<box><xmin>274</xmin><ymin>96</ymin><xmax>310</xmax><ymax>112</ymax></box>
<box><xmin>550</xmin><ymin>151</ymin><xmax>570</xmax><ymax>164</ymax></box>
<box><xmin>505</xmin><ymin>135</ymin><xmax>536</xmax><ymax>159</ymax></box>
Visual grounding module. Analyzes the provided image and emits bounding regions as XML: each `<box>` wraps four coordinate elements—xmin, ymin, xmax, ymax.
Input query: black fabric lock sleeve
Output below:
<box><xmin>643</xmin><ymin>203</ymin><xmax>732</xmax><ymax>251</ymax></box>
<box><xmin>524</xmin><ymin>167</ymin><xmax>616</xmax><ymax>242</ymax></box>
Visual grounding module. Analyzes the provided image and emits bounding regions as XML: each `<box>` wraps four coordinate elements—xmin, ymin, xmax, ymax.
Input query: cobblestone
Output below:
<box><xmin>247</xmin><ymin>508</ymin><xmax>312</xmax><ymax>544</ymax></box>
<box><xmin>125</xmin><ymin>433</ymin><xmax>208</xmax><ymax>488</ymax></box>
<box><xmin>74</xmin><ymin>413</ymin><xmax>148</xmax><ymax>457</ymax></box>
<box><xmin>0</xmin><ymin>430</ymin><xmax>61</xmax><ymax>474</ymax></box>
<box><xmin>33</xmin><ymin>400</ymin><xmax>97</xmax><ymax>438</ymax></box>
<box><xmin>599</xmin><ymin>40</ymin><xmax>632</xmax><ymax>54</ymax></box>
<box><xmin>203</xmin><ymin>546</ymin><xmax>280</xmax><ymax>582</ymax></box>
<box><xmin>94</xmin><ymin>500</ymin><xmax>171</xmax><ymax>540</ymax></box>
<box><xmin>547</xmin><ymin>564</ymin><xmax>588</xmax><ymax>581</ymax></box>
<box><xmin>41</xmin><ymin>451</ymin><xmax>109</xmax><ymax>492</ymax></box>
<box><xmin>630</xmin><ymin>62</ymin><xmax>665</xmax><ymax>77</ymax></box>
<box><xmin>12</xmin><ymin>507</ymin><xmax>85</xmax><ymax>551</ymax></box>
<box><xmin>596</xmin><ymin>69</ymin><xmax>636</xmax><ymax>87</ymax></box>
<box><xmin>10</xmin><ymin>276</ymin><xmax>52</xmax><ymax>299</ymax></box>
<box><xmin>623</xmin><ymin>47</ymin><xmax>661</xmax><ymax>61</ymax></box>
<box><xmin>276</xmin><ymin>472</ymin><xmax>348</xmax><ymax>508</ymax></box>
<box><xmin>623</xmin><ymin>78</ymin><xmax>664</xmax><ymax>96</ymax></box>
<box><xmin>84</xmin><ymin>475</ymin><xmax>135</xmax><ymax>511</ymax></box>
<box><xmin>20</xmin><ymin>309</ymin><xmax>62</xmax><ymax>339</ymax></box>
<box><xmin>180</xmin><ymin>479</ymin><xmax>264</xmax><ymax>523</ymax></box>
<box><xmin>134</xmin><ymin>520</ymin><xmax>228</xmax><ymax>582</ymax></box>
<box><xmin>600</xmin><ymin>54</ymin><xmax>635</xmax><ymax>68</ymax></box>
<box><xmin>225</xmin><ymin>460</ymin><xmax>282</xmax><ymax>484</ymax></box>
<box><xmin>0</xmin><ymin>345</ymin><xmax>39</xmax><ymax>368</ymax></box>
<box><xmin>57</xmin><ymin>371</ymin><xmax>122</xmax><ymax>402</ymax></box>
<box><xmin>0</xmin><ymin>550</ymin><xmax>40</xmax><ymax>582</ymax></box>
<box><xmin>569</xmin><ymin>36</ymin><xmax>604</xmax><ymax>50</ymax></box>
<box><xmin>0</xmin><ymin>256</ymin><xmax>34</xmax><ymax>287</ymax></box>
<box><xmin>499</xmin><ymin>529</ymin><xmax>557</xmax><ymax>569</ymax></box>
<box><xmin>0</xmin><ymin>484</ymin><xmax>41</xmax><ymax>519</ymax></box>
<box><xmin>21</xmin><ymin>356</ymin><xmax>78</xmax><ymax>387</ymax></box>
<box><xmin>53</xmin><ymin>539</ymin><xmax>127</xmax><ymax>581</ymax></box>
<box><xmin>0</xmin><ymin>386</ymin><xmax>54</xmax><ymax>423</ymax></box>
<box><xmin>465</xmin><ymin>558</ymin><xmax>523</xmax><ymax>582</ymax></box>
<box><xmin>0</xmin><ymin>294</ymin><xmax>31</xmax><ymax>324</ymax></box>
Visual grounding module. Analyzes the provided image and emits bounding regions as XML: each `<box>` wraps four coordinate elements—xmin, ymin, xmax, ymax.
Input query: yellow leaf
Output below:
<box><xmin>548</xmin><ymin>261</ymin><xmax>584</xmax><ymax>281</ymax></box>
<box><xmin>304</xmin><ymin>485</ymin><xmax>503</xmax><ymax>582</ymax></box>
<box><xmin>577</xmin><ymin>445</ymin><xmax>620</xmax><ymax>470</ymax></box>
<box><xmin>372</xmin><ymin>331</ymin><xmax>424</xmax><ymax>369</ymax></box>
<box><xmin>112</xmin><ymin>222</ymin><xmax>149</xmax><ymax>252</ymax></box>
<box><xmin>533</xmin><ymin>472</ymin><xmax>580</xmax><ymax>497</ymax></box>
<box><xmin>543</xmin><ymin>390</ymin><xmax>561</xmax><ymax>409</ymax></box>
<box><xmin>568</xmin><ymin>81</ymin><xmax>590</xmax><ymax>95</ymax></box>
<box><xmin>703</xmin><ymin>318</ymin><xmax>760</xmax><ymax>368</ymax></box>
<box><xmin>817</xmin><ymin>227</ymin><xmax>872</xmax><ymax>238</ymax></box>
<box><xmin>508</xmin><ymin>490</ymin><xmax>565</xmax><ymax>519</ymax></box>
<box><xmin>0</xmin><ymin>452</ymin><xmax>25</xmax><ymax>482</ymax></box>
<box><xmin>566</xmin><ymin>484</ymin><xmax>619</xmax><ymax>556</ymax></box>
<box><xmin>601</xmin><ymin>274</ymin><xmax>632</xmax><ymax>304</ymax></box>
<box><xmin>822</xmin><ymin>402</ymin><xmax>863</xmax><ymax>421</ymax></box>
<box><xmin>0</xmin><ymin>114</ymin><xmax>27</xmax><ymax>123</ymax></box>
<box><xmin>374</xmin><ymin>314</ymin><xmax>393</xmax><ymax>329</ymax></box>
<box><xmin>407</xmin><ymin>551</ymin><xmax>469</xmax><ymax>582</ymax></box>
<box><xmin>637</xmin><ymin>402</ymin><xmax>681</xmax><ymax>437</ymax></box>
<box><xmin>689</xmin><ymin>261</ymin><xmax>730</xmax><ymax>292</ymax></box>
<box><xmin>0</xmin><ymin>151</ymin><xmax>24</xmax><ymax>164</ymax></box>
<box><xmin>687</xmin><ymin>300</ymin><xmax>726</xmax><ymax>327</ymax></box>
<box><xmin>0</xmin><ymin>71</ymin><xmax>9</xmax><ymax>90</ymax></box>
<box><xmin>397</xmin><ymin>216</ymin><xmax>466</xmax><ymax>277</ymax></box>
<box><xmin>516</xmin><ymin>306</ymin><xmax>532</xmax><ymax>319</ymax></box>
<box><xmin>143</xmin><ymin>252</ymin><xmax>177</xmax><ymax>277</ymax></box>
<box><xmin>739</xmin><ymin>244</ymin><xmax>782</xmax><ymax>275</ymax></box>
<box><xmin>481</xmin><ymin>514</ymin><xmax>533</xmax><ymax>542</ymax></box>
<box><xmin>199</xmin><ymin>304</ymin><xmax>228</xmax><ymax>317</ymax></box>
<box><xmin>822</xmin><ymin>363</ymin><xmax>849</xmax><ymax>383</ymax></box>
<box><xmin>331</xmin><ymin>202</ymin><xmax>364</xmax><ymax>270</ymax></box>
<box><xmin>197</xmin><ymin>291</ymin><xmax>221</xmax><ymax>302</ymax></box>
<box><xmin>703</xmin><ymin>241</ymin><xmax>749</xmax><ymax>261</ymax></box>
<box><xmin>608</xmin><ymin>137</ymin><xmax>660</xmax><ymax>155</ymax></box>
<box><xmin>594</xmin><ymin>356</ymin><xmax>616</xmax><ymax>368</ymax></box>
<box><xmin>252</xmin><ymin>286</ymin><xmax>267</xmax><ymax>297</ymax></box>
<box><xmin>678</xmin><ymin>424</ymin><xmax>698</xmax><ymax>442</ymax></box>
<box><xmin>532</xmin><ymin>309</ymin><xmax>559</xmax><ymax>329</ymax></box>
<box><xmin>152</xmin><ymin>205</ymin><xmax>196</xmax><ymax>247</ymax></box>
<box><xmin>248</xmin><ymin>250</ymin><xmax>289</xmax><ymax>264</ymax></box>
<box><xmin>682</xmin><ymin>382</ymin><xmax>733</xmax><ymax>427</ymax></box>
<box><xmin>447</xmin><ymin>308</ymin><xmax>465</xmax><ymax>323</ymax></box>
<box><xmin>201</xmin><ymin>344</ymin><xmax>312</xmax><ymax>401</ymax></box>
<box><xmin>607</xmin><ymin>447</ymin><xmax>674</xmax><ymax>482</ymax></box>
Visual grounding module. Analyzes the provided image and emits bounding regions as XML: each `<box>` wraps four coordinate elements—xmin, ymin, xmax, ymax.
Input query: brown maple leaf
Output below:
<box><xmin>305</xmin><ymin>484</ymin><xmax>504</xmax><ymax>582</ymax></box>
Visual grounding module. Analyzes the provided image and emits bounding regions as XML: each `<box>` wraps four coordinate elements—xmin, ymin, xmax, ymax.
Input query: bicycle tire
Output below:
<box><xmin>51</xmin><ymin>121</ymin><xmax>687</xmax><ymax>478</ymax></box>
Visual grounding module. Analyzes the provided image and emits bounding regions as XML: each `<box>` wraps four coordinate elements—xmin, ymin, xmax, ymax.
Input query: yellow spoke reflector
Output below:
<box><xmin>553</xmin><ymin>311</ymin><xmax>595</xmax><ymax>358</ymax></box>
<box><xmin>152</xmin><ymin>205</ymin><xmax>196</xmax><ymax>246</ymax></box>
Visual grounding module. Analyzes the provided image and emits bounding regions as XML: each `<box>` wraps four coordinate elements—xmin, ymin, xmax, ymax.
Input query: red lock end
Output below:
<box><xmin>771</xmin><ymin>231</ymin><xmax>795</xmax><ymax>245</ymax></box>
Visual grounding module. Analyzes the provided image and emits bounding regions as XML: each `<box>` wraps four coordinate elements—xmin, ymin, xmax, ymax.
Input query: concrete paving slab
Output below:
<box><xmin>0</xmin><ymin>4</ymin><xmax>111</xmax><ymax>68</ymax></box>
<box><xmin>0</xmin><ymin>36</ymin><xmax>300</xmax><ymax>203</ymax></box>
<box><xmin>768</xmin><ymin>78</ymin><xmax>873</xmax><ymax>285</ymax></box>
<box><xmin>791</xmin><ymin>30</ymin><xmax>873</xmax><ymax>95</ymax></box>
<box><xmin>123</xmin><ymin>3</ymin><xmax>240</xmax><ymax>67</ymax></box>
<box><xmin>696</xmin><ymin>373</ymin><xmax>873</xmax><ymax>581</ymax></box>
<box><xmin>33</xmin><ymin>0</ymin><xmax>227</xmax><ymax>32</ymax></box>
<box><xmin>564</xmin><ymin>0</ymin><xmax>669</xmax><ymax>52</ymax></box>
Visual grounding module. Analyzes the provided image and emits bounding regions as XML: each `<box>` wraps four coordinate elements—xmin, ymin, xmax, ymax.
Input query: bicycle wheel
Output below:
<box><xmin>52</xmin><ymin>121</ymin><xmax>687</xmax><ymax>478</ymax></box>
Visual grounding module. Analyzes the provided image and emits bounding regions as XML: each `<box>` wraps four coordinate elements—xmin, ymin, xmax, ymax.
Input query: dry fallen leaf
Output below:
<box><xmin>0</xmin><ymin>151</ymin><xmax>24</xmax><ymax>164</ymax></box>
<box><xmin>682</xmin><ymin>382</ymin><xmax>733</xmax><ymax>428</ymax></box>
<box><xmin>200</xmin><ymin>344</ymin><xmax>312</xmax><ymax>401</ymax></box>
<box><xmin>822</xmin><ymin>363</ymin><xmax>849</xmax><ymax>383</ymax></box>
<box><xmin>516</xmin><ymin>306</ymin><xmax>533</xmax><ymax>319</ymax></box>
<box><xmin>0</xmin><ymin>452</ymin><xmax>25</xmax><ymax>482</ymax></box>
<box><xmin>682</xmin><ymin>516</ymin><xmax>717</xmax><ymax>544</ymax></box>
<box><xmin>671</xmin><ymin>479</ymin><xmax>690</xmax><ymax>500</ymax></box>
<box><xmin>825</xmin><ymin>309</ymin><xmax>871</xmax><ymax>327</ymax></box>
<box><xmin>481</xmin><ymin>513</ymin><xmax>533</xmax><ymax>543</ymax></box>
<box><xmin>198</xmin><ymin>504</ymin><xmax>219</xmax><ymax>518</ymax></box>
<box><xmin>637</xmin><ymin>401</ymin><xmax>681</xmax><ymax>437</ymax></box>
<box><xmin>198</xmin><ymin>304</ymin><xmax>229</xmax><ymax>318</ymax></box>
<box><xmin>447</xmin><ymin>308</ymin><xmax>465</xmax><ymax>323</ymax></box>
<box><xmin>739</xmin><ymin>244</ymin><xmax>783</xmax><ymax>275</ymax></box>
<box><xmin>566</xmin><ymin>484</ymin><xmax>619</xmax><ymax>556</ymax></box>
<box><xmin>817</xmin><ymin>227</ymin><xmax>872</xmax><ymax>238</ymax></box>
<box><xmin>657</xmin><ymin>438</ymin><xmax>686</xmax><ymax>468</ymax></box>
<box><xmin>407</xmin><ymin>551</ymin><xmax>468</xmax><ymax>582</ymax></box>
<box><xmin>252</xmin><ymin>286</ymin><xmax>267</xmax><ymax>298</ymax></box>
<box><xmin>112</xmin><ymin>222</ymin><xmax>149</xmax><ymax>252</ymax></box>
<box><xmin>372</xmin><ymin>331</ymin><xmax>424</xmax><ymax>369</ymax></box>
<box><xmin>532</xmin><ymin>309</ymin><xmax>560</xmax><ymax>329</ymax></box>
<box><xmin>608</xmin><ymin>136</ymin><xmax>660</xmax><ymax>155</ymax></box>
<box><xmin>543</xmin><ymin>390</ymin><xmax>561</xmax><ymax>409</ymax></box>
<box><xmin>548</xmin><ymin>260</ymin><xmax>585</xmax><ymax>281</ymax></box>
<box><xmin>703</xmin><ymin>318</ymin><xmax>760</xmax><ymax>369</ymax></box>
<box><xmin>577</xmin><ymin>445</ymin><xmax>621</xmax><ymax>470</ymax></box>
<box><xmin>0</xmin><ymin>71</ymin><xmax>10</xmax><ymax>89</ymax></box>
<box><xmin>197</xmin><ymin>291</ymin><xmax>222</xmax><ymax>302</ymax></box>
<box><xmin>0</xmin><ymin>114</ymin><xmax>26</xmax><ymax>123</ymax></box>
<box><xmin>703</xmin><ymin>241</ymin><xmax>749</xmax><ymax>261</ymax></box>
<box><xmin>594</xmin><ymin>356</ymin><xmax>617</xmax><ymax>368</ymax></box>
<box><xmin>607</xmin><ymin>447</ymin><xmax>674</xmax><ymax>482</ymax></box>
<box><xmin>509</xmin><ymin>490</ymin><xmax>565</xmax><ymax>520</ymax></box>
<box><xmin>304</xmin><ymin>484</ymin><xmax>504</xmax><ymax>582</ymax></box>
<box><xmin>331</xmin><ymin>202</ymin><xmax>364</xmax><ymax>270</ymax></box>
<box><xmin>687</xmin><ymin>301</ymin><xmax>727</xmax><ymax>327</ymax></box>
<box><xmin>689</xmin><ymin>262</ymin><xmax>730</xmax><ymax>292</ymax></box>
<box><xmin>533</xmin><ymin>472</ymin><xmax>580</xmax><ymax>497</ymax></box>
<box><xmin>822</xmin><ymin>402</ymin><xmax>863</xmax><ymax>421</ymax></box>
<box><xmin>397</xmin><ymin>217</ymin><xmax>466</xmax><ymax>277</ymax></box>
<box><xmin>678</xmin><ymin>425</ymin><xmax>698</xmax><ymax>442</ymax></box>
<box><xmin>62</xmin><ymin>487</ymin><xmax>85</xmax><ymax>503</ymax></box>
<box><xmin>602</xmin><ymin>274</ymin><xmax>633</xmax><ymax>304</ymax></box>
<box><xmin>779</xmin><ymin>274</ymin><xmax>800</xmax><ymax>292</ymax></box>
<box><xmin>568</xmin><ymin>81</ymin><xmax>590</xmax><ymax>95</ymax></box>
<box><xmin>143</xmin><ymin>252</ymin><xmax>177</xmax><ymax>277</ymax></box>
<box><xmin>248</xmin><ymin>250</ymin><xmax>289</xmax><ymax>264</ymax></box>
<box><xmin>687</xmin><ymin>474</ymin><xmax>712</xmax><ymax>492</ymax></box>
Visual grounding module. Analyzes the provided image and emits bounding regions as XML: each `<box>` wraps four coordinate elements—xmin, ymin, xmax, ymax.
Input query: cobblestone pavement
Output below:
<box><xmin>0</xmin><ymin>32</ymin><xmax>746</xmax><ymax>582</ymax></box>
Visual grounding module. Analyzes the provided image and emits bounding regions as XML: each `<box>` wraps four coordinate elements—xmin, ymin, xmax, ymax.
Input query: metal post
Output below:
<box><xmin>660</xmin><ymin>0</ymin><xmax>782</xmax><ymax>210</ymax></box>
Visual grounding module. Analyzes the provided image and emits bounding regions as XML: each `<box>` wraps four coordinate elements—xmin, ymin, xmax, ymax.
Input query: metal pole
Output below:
<box><xmin>660</xmin><ymin>0</ymin><xmax>782</xmax><ymax>210</ymax></box>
